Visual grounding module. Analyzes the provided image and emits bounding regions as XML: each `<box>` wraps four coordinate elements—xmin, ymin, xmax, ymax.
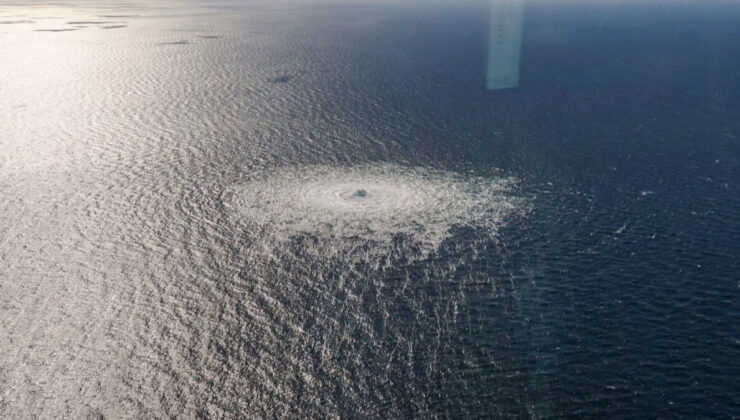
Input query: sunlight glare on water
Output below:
<box><xmin>2</xmin><ymin>0</ymin><xmax>739</xmax><ymax>418</ymax></box>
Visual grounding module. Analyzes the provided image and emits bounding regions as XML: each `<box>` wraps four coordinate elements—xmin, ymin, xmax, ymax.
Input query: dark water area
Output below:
<box><xmin>1</xmin><ymin>0</ymin><xmax>739</xmax><ymax>418</ymax></box>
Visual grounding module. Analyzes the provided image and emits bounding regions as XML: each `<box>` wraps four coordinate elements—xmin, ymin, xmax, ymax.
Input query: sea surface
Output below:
<box><xmin>1</xmin><ymin>0</ymin><xmax>739</xmax><ymax>418</ymax></box>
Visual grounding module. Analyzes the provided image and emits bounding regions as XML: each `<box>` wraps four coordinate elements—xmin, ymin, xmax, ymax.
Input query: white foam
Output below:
<box><xmin>229</xmin><ymin>164</ymin><xmax>525</xmax><ymax>250</ymax></box>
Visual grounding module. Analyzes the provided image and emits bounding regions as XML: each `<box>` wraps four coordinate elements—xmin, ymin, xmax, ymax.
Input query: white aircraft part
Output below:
<box><xmin>487</xmin><ymin>0</ymin><xmax>525</xmax><ymax>90</ymax></box>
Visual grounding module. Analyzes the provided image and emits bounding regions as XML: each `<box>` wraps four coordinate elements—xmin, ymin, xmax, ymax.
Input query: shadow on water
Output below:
<box><xmin>159</xmin><ymin>39</ymin><xmax>190</xmax><ymax>45</ymax></box>
<box><xmin>34</xmin><ymin>28</ymin><xmax>79</xmax><ymax>32</ymax></box>
<box><xmin>67</xmin><ymin>21</ymin><xmax>110</xmax><ymax>24</ymax></box>
<box><xmin>270</xmin><ymin>75</ymin><xmax>292</xmax><ymax>84</ymax></box>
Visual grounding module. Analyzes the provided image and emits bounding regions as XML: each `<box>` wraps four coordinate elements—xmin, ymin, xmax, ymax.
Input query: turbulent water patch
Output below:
<box><xmin>228</xmin><ymin>164</ymin><xmax>525</xmax><ymax>253</ymax></box>
<box><xmin>220</xmin><ymin>164</ymin><xmax>532</xmax><ymax>417</ymax></box>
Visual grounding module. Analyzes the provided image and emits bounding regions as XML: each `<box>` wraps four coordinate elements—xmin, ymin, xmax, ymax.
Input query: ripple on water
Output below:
<box><xmin>227</xmin><ymin>164</ymin><xmax>527</xmax><ymax>252</ymax></box>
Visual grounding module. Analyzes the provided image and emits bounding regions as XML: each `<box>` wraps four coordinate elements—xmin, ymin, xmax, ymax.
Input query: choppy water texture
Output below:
<box><xmin>2</xmin><ymin>0</ymin><xmax>740</xmax><ymax>418</ymax></box>
<box><xmin>229</xmin><ymin>164</ymin><xmax>523</xmax><ymax>248</ymax></box>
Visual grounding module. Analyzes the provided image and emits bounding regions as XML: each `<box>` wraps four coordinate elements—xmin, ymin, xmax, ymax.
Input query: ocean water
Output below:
<box><xmin>1</xmin><ymin>0</ymin><xmax>739</xmax><ymax>418</ymax></box>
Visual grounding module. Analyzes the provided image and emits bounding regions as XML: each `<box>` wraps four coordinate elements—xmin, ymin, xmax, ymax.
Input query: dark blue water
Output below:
<box><xmin>293</xmin><ymin>1</ymin><xmax>740</xmax><ymax>416</ymax></box>
<box><xmin>2</xmin><ymin>0</ymin><xmax>739</xmax><ymax>417</ymax></box>
<box><xmin>438</xmin><ymin>2</ymin><xmax>740</xmax><ymax>417</ymax></box>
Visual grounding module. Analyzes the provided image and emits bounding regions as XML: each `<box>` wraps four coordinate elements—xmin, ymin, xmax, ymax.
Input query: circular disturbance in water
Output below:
<box><xmin>228</xmin><ymin>164</ymin><xmax>526</xmax><ymax>249</ymax></box>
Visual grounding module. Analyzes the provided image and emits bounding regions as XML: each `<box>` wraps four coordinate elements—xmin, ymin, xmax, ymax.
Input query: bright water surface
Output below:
<box><xmin>1</xmin><ymin>0</ymin><xmax>739</xmax><ymax>418</ymax></box>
